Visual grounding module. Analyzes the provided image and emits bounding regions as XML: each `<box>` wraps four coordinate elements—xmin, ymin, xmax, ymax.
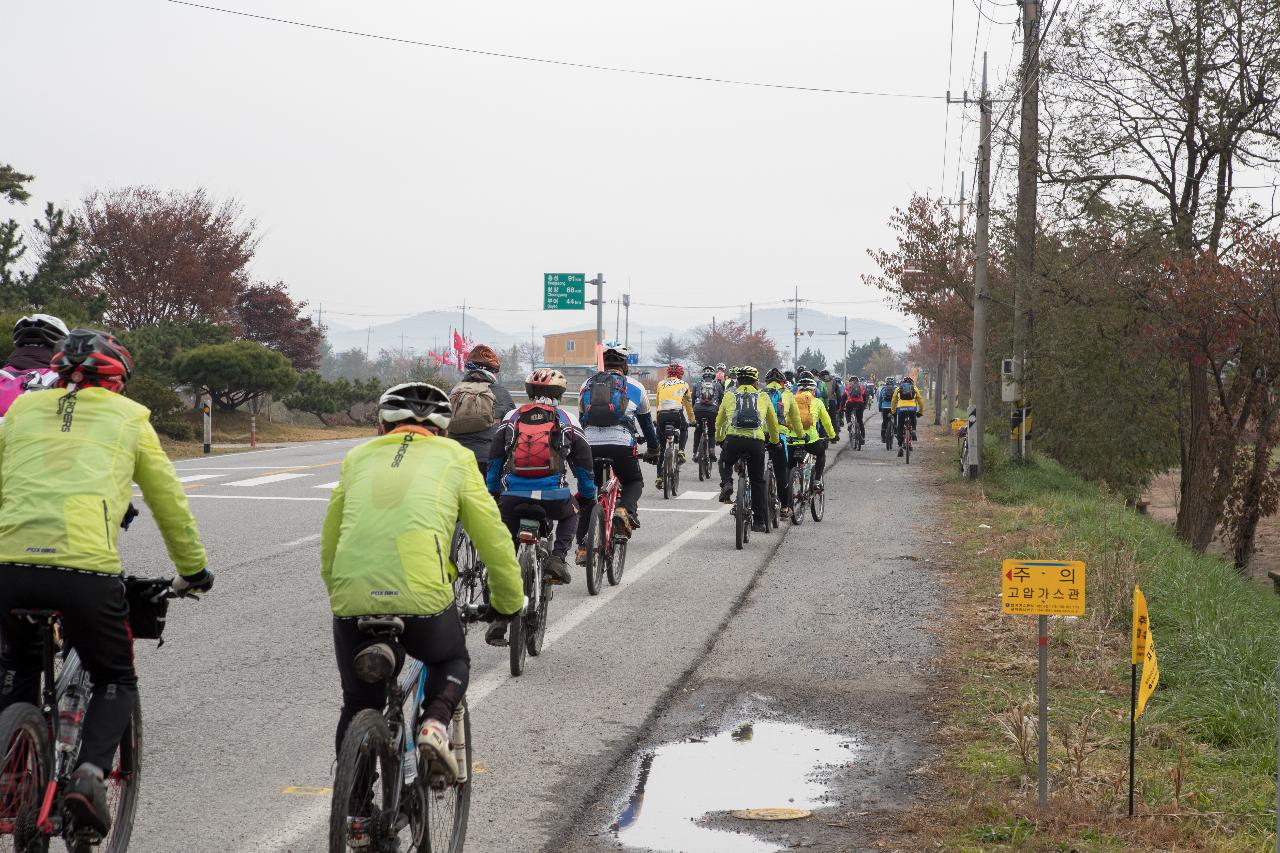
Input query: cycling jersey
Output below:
<box><xmin>321</xmin><ymin>426</ymin><xmax>523</xmax><ymax>618</ymax></box>
<box><xmin>578</xmin><ymin>372</ymin><xmax>658</xmax><ymax>448</ymax></box>
<box><xmin>764</xmin><ymin>381</ymin><xmax>804</xmax><ymax>440</ymax></box>
<box><xmin>655</xmin><ymin>378</ymin><xmax>695</xmax><ymax>422</ymax></box>
<box><xmin>0</xmin><ymin>387</ymin><xmax>206</xmax><ymax>576</ymax></box>
<box><xmin>892</xmin><ymin>385</ymin><xmax>924</xmax><ymax>414</ymax></box>
<box><xmin>715</xmin><ymin>383</ymin><xmax>780</xmax><ymax>444</ymax></box>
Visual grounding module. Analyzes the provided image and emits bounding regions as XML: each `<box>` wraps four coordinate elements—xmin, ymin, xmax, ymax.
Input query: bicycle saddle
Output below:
<box><xmin>11</xmin><ymin>608</ymin><xmax>59</xmax><ymax>623</ymax></box>
<box><xmin>512</xmin><ymin>503</ymin><xmax>548</xmax><ymax>521</ymax></box>
<box><xmin>356</xmin><ymin>615</ymin><xmax>405</xmax><ymax>636</ymax></box>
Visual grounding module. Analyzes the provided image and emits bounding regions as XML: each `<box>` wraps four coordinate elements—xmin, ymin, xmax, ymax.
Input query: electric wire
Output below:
<box><xmin>166</xmin><ymin>1</ymin><xmax>947</xmax><ymax>100</ymax></box>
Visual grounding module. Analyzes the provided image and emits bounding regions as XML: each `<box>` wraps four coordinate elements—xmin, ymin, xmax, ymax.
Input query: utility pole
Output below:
<box><xmin>459</xmin><ymin>299</ymin><xmax>467</xmax><ymax>342</ymax></box>
<box><xmin>749</xmin><ymin>302</ymin><xmax>753</xmax><ymax>336</ymax></box>
<box><xmin>1012</xmin><ymin>0</ymin><xmax>1040</xmax><ymax>462</ymax></box>
<box><xmin>623</xmin><ymin>293</ymin><xmax>631</xmax><ymax>347</ymax></box>
<box><xmin>949</xmin><ymin>175</ymin><xmax>966</xmax><ymax>427</ymax></box>
<box><xmin>615</xmin><ymin>296</ymin><xmax>622</xmax><ymax>340</ymax></box>
<box><xmin>792</xmin><ymin>286</ymin><xmax>801</xmax><ymax>373</ymax></box>
<box><xmin>838</xmin><ymin>316</ymin><xmax>849</xmax><ymax>375</ymax></box>
<box><xmin>365</xmin><ymin>325</ymin><xmax>372</xmax><ymax>360</ymax></box>
<box><xmin>530</xmin><ymin>324</ymin><xmax>537</xmax><ymax>370</ymax></box>
<box><xmin>968</xmin><ymin>53</ymin><xmax>992</xmax><ymax>479</ymax></box>
<box><xmin>588</xmin><ymin>273</ymin><xmax>605</xmax><ymax>346</ymax></box>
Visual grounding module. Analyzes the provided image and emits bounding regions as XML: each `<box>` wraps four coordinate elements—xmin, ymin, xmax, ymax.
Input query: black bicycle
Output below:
<box><xmin>732</xmin><ymin>457</ymin><xmax>754</xmax><ymax>550</ymax></box>
<box><xmin>659</xmin><ymin>426</ymin><xmax>681</xmax><ymax>499</ymax></box>
<box><xmin>329</xmin><ymin>616</ymin><xmax>472</xmax><ymax>853</ymax></box>
<box><xmin>881</xmin><ymin>411</ymin><xmax>894</xmax><ymax>450</ymax></box>
<box><xmin>509</xmin><ymin>504</ymin><xmax>554</xmax><ymax>677</ymax></box>
<box><xmin>789</xmin><ymin>447</ymin><xmax>825</xmax><ymax>524</ymax></box>
<box><xmin>695</xmin><ymin>428</ymin><xmax>712</xmax><ymax>482</ymax></box>
<box><xmin>0</xmin><ymin>577</ymin><xmax>188</xmax><ymax>853</ymax></box>
<box><xmin>451</xmin><ymin>524</ymin><xmax>487</xmax><ymax>637</ymax></box>
<box><xmin>851</xmin><ymin>415</ymin><xmax>865</xmax><ymax>451</ymax></box>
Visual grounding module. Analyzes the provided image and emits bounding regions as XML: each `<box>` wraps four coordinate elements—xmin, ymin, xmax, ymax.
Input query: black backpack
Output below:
<box><xmin>899</xmin><ymin>381</ymin><xmax>916</xmax><ymax>401</ymax></box>
<box><xmin>731</xmin><ymin>391</ymin><xmax>762</xmax><ymax>429</ymax></box>
<box><xmin>697</xmin><ymin>380</ymin><xmax>718</xmax><ymax>405</ymax></box>
<box><xmin>583</xmin><ymin>372</ymin><xmax>629</xmax><ymax>427</ymax></box>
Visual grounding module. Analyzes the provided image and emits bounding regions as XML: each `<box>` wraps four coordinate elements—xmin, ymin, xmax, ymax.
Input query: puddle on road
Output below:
<box><xmin>611</xmin><ymin>721</ymin><xmax>854</xmax><ymax>853</ymax></box>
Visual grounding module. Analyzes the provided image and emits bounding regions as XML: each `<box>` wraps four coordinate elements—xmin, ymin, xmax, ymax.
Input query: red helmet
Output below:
<box><xmin>667</xmin><ymin>363</ymin><xmax>684</xmax><ymax>379</ymax></box>
<box><xmin>52</xmin><ymin>329</ymin><xmax>134</xmax><ymax>393</ymax></box>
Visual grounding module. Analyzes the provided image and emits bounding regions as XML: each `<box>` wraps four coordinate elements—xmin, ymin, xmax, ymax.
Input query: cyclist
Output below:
<box><xmin>819</xmin><ymin>370</ymin><xmax>843</xmax><ymax>439</ymax></box>
<box><xmin>0</xmin><ymin>329</ymin><xmax>212</xmax><ymax>837</ymax></box>
<box><xmin>877</xmin><ymin>377</ymin><xmax>896</xmax><ymax>445</ymax></box>
<box><xmin>654</xmin><ymin>363</ymin><xmax>694</xmax><ymax>490</ymax></box>
<box><xmin>487</xmin><ymin>369</ymin><xmax>594</xmax><ymax>616</ymax></box>
<box><xmin>763</xmin><ymin>367</ymin><xmax>804</xmax><ymax>518</ymax></box>
<box><xmin>321</xmin><ymin>382</ymin><xmax>522</xmax><ymax>780</ymax></box>
<box><xmin>715</xmin><ymin>363</ymin><xmax>727</xmax><ymax>384</ymax></box>
<box><xmin>794</xmin><ymin>375</ymin><xmax>836</xmax><ymax>484</ymax></box>
<box><xmin>844</xmin><ymin>375</ymin><xmax>868</xmax><ymax>444</ymax></box>
<box><xmin>0</xmin><ymin>314</ymin><xmax>68</xmax><ymax>422</ymax></box>
<box><xmin>892</xmin><ymin>375</ymin><xmax>924</xmax><ymax>457</ymax></box>
<box><xmin>448</xmin><ymin>344</ymin><xmax>517</xmax><ymax>473</ymax></box>
<box><xmin>577</xmin><ymin>343</ymin><xmax>659</xmax><ymax>554</ymax></box>
<box><xmin>691</xmin><ymin>366</ymin><xmax>724</xmax><ymax>464</ymax></box>
<box><xmin>716</xmin><ymin>365</ymin><xmax>779</xmax><ymax>534</ymax></box>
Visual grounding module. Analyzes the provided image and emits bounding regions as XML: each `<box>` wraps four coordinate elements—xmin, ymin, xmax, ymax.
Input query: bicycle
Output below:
<box><xmin>881</xmin><ymin>411</ymin><xmax>894</xmax><ymax>451</ymax></box>
<box><xmin>659</xmin><ymin>425</ymin><xmax>681</xmax><ymax>500</ymax></box>
<box><xmin>853</xmin><ymin>416</ymin><xmax>866</xmax><ymax>451</ymax></box>
<box><xmin>0</xmin><ymin>577</ymin><xmax>189</xmax><ymax>853</ymax></box>
<box><xmin>788</xmin><ymin>447</ymin><xmax>825</xmax><ymax>524</ymax></box>
<box><xmin>957</xmin><ymin>425</ymin><xmax>969</xmax><ymax>475</ymax></box>
<box><xmin>328</xmin><ymin>616</ymin><xmax>471</xmax><ymax>853</ymax></box>
<box><xmin>508</xmin><ymin>504</ymin><xmax>555</xmax><ymax>677</ymax></box>
<box><xmin>450</xmin><ymin>524</ymin><xmax>487</xmax><ymax>637</ymax></box>
<box><xmin>582</xmin><ymin>459</ymin><xmax>627</xmax><ymax>596</ymax></box>
<box><xmin>899</xmin><ymin>413</ymin><xmax>916</xmax><ymax>465</ymax></box>
<box><xmin>732</xmin><ymin>456</ymin><xmax>753</xmax><ymax>550</ymax></box>
<box><xmin>765</xmin><ymin>455</ymin><xmax>780</xmax><ymax>531</ymax></box>
<box><xmin>695</xmin><ymin>427</ymin><xmax>712</xmax><ymax>482</ymax></box>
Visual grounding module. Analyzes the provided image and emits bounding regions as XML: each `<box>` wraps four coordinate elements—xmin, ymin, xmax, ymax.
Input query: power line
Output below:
<box><xmin>968</xmin><ymin>0</ymin><xmax>1020</xmax><ymax>25</ymax></box>
<box><xmin>166</xmin><ymin>1</ymin><xmax>948</xmax><ymax>100</ymax></box>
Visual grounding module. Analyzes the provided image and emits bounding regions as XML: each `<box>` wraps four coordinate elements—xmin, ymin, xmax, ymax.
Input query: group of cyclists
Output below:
<box><xmin>0</xmin><ymin>318</ymin><xmax>928</xmax><ymax>849</ymax></box>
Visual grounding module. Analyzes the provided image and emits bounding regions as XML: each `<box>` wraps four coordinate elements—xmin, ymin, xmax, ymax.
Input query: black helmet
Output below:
<box><xmin>765</xmin><ymin>367</ymin><xmax>785</xmax><ymax>383</ymax></box>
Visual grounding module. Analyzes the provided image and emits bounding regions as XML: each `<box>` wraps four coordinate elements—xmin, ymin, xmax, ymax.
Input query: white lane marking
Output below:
<box><xmin>638</xmin><ymin>507</ymin><xmax>718</xmax><ymax>514</ymax></box>
<box><xmin>675</xmin><ymin>490</ymin><xmax>719</xmax><ymax>500</ymax></box>
<box><xmin>246</xmin><ymin>504</ymin><xmax>729</xmax><ymax>853</ymax></box>
<box><xmin>177</xmin><ymin>474</ymin><xmax>223</xmax><ymax>483</ymax></box>
<box><xmin>314</xmin><ymin>481</ymin><xmax>340</xmax><ymax>489</ymax></box>
<box><xmin>281</xmin><ymin>533</ymin><xmax>322</xmax><ymax>548</ymax></box>
<box><xmin>225</xmin><ymin>472</ymin><xmax>311</xmax><ymax>487</ymax></box>
<box><xmin>184</xmin><ymin>494</ymin><xmax>329</xmax><ymax>503</ymax></box>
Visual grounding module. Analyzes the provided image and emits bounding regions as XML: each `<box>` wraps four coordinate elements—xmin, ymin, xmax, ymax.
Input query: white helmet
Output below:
<box><xmin>378</xmin><ymin>382</ymin><xmax>451</xmax><ymax>431</ymax></box>
<box><xmin>13</xmin><ymin>314</ymin><xmax>69</xmax><ymax>349</ymax></box>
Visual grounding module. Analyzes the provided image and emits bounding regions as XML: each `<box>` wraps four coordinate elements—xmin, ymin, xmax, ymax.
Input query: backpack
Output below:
<box><xmin>766</xmin><ymin>388</ymin><xmax>785</xmax><ymax>423</ymax></box>
<box><xmin>730</xmin><ymin>391</ymin><xmax>761</xmax><ymax>430</ymax></box>
<box><xmin>583</xmin><ymin>372</ymin><xmax>629</xmax><ymax>427</ymax></box>
<box><xmin>507</xmin><ymin>404</ymin><xmax>565</xmax><ymax>478</ymax></box>
<box><xmin>448</xmin><ymin>380</ymin><xmax>497</xmax><ymax>435</ymax></box>
<box><xmin>899</xmin><ymin>380</ymin><xmax>916</xmax><ymax>401</ymax></box>
<box><xmin>0</xmin><ymin>369</ymin><xmax>52</xmax><ymax>418</ymax></box>
<box><xmin>847</xmin><ymin>384</ymin><xmax>865</xmax><ymax>405</ymax></box>
<box><xmin>796</xmin><ymin>392</ymin><xmax>816</xmax><ymax>431</ymax></box>
<box><xmin>697</xmin><ymin>380</ymin><xmax>718</xmax><ymax>406</ymax></box>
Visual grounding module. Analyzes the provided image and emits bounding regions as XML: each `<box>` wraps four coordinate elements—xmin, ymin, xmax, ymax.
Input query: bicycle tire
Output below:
<box><xmin>790</xmin><ymin>467</ymin><xmax>806</xmax><ymax>526</ymax></box>
<box><xmin>423</xmin><ymin>701</ymin><xmax>471</xmax><ymax>853</ymax></box>
<box><xmin>100</xmin><ymin>689</ymin><xmax>142</xmax><ymax>853</ymax></box>
<box><xmin>671</xmin><ymin>451</ymin><xmax>680</xmax><ymax>497</ymax></box>
<box><xmin>328</xmin><ymin>710</ymin><xmax>397</xmax><ymax>853</ymax></box>
<box><xmin>735</xmin><ymin>472</ymin><xmax>750</xmax><ymax>547</ymax></box>
<box><xmin>584</xmin><ymin>504</ymin><xmax>605</xmax><ymax>596</ymax></box>
<box><xmin>662</xmin><ymin>447</ymin><xmax>672</xmax><ymax>500</ymax></box>
<box><xmin>510</xmin><ymin>550</ymin><xmax>531</xmax><ymax>676</ymax></box>
<box><xmin>0</xmin><ymin>704</ymin><xmax>51</xmax><ymax>853</ymax></box>
<box><xmin>607</xmin><ymin>537</ymin><xmax>627</xmax><ymax>586</ymax></box>
<box><xmin>906</xmin><ymin>440</ymin><xmax>912</xmax><ymax>465</ymax></box>
<box><xmin>811</xmin><ymin>480</ymin><xmax>825</xmax><ymax>522</ymax></box>
<box><xmin>527</xmin><ymin>562</ymin><xmax>549</xmax><ymax>657</ymax></box>
<box><xmin>766</xmin><ymin>465</ymin><xmax>779</xmax><ymax>530</ymax></box>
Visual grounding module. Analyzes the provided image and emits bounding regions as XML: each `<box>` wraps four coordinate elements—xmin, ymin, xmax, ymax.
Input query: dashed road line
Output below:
<box><xmin>225</xmin><ymin>472</ymin><xmax>311</xmax><ymax>487</ymax></box>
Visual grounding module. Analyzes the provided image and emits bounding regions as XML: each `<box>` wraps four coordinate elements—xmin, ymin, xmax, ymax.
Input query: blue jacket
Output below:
<box><xmin>878</xmin><ymin>385</ymin><xmax>895</xmax><ymax>410</ymax></box>
<box><xmin>486</xmin><ymin>406</ymin><xmax>597</xmax><ymax>502</ymax></box>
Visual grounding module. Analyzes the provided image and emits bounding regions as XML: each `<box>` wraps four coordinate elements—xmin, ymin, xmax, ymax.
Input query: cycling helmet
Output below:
<box><xmin>525</xmin><ymin>367</ymin><xmax>568</xmax><ymax>400</ymax></box>
<box><xmin>798</xmin><ymin>377</ymin><xmax>818</xmax><ymax>392</ymax></box>
<box><xmin>736</xmin><ymin>365</ymin><xmax>759</xmax><ymax>385</ymax></box>
<box><xmin>716</xmin><ymin>363</ymin><xmax>726</xmax><ymax>372</ymax></box>
<box><xmin>602</xmin><ymin>342</ymin><xmax>629</xmax><ymax>371</ymax></box>
<box><xmin>667</xmin><ymin>363</ymin><xmax>684</xmax><ymax>379</ymax></box>
<box><xmin>765</xmin><ymin>367</ymin><xmax>785</xmax><ymax>384</ymax></box>
<box><xmin>378</xmin><ymin>382</ymin><xmax>451</xmax><ymax>431</ymax></box>
<box><xmin>465</xmin><ymin>344</ymin><xmax>500</xmax><ymax>372</ymax></box>
<box><xmin>798</xmin><ymin>369</ymin><xmax>815</xmax><ymax>381</ymax></box>
<box><xmin>701</xmin><ymin>365</ymin><xmax>716</xmax><ymax>377</ymax></box>
<box><xmin>52</xmin><ymin>329</ymin><xmax>133</xmax><ymax>392</ymax></box>
<box><xmin>14</xmin><ymin>314</ymin><xmax>69</xmax><ymax>349</ymax></box>
<box><xmin>819</xmin><ymin>370</ymin><xmax>831</xmax><ymax>379</ymax></box>
<box><xmin>784</xmin><ymin>370</ymin><xmax>795</xmax><ymax>382</ymax></box>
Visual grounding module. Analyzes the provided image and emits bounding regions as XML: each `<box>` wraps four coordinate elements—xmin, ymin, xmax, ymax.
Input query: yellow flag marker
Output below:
<box><xmin>1131</xmin><ymin>585</ymin><xmax>1150</xmax><ymax>665</ymax></box>
<box><xmin>1135</xmin><ymin>587</ymin><xmax>1159</xmax><ymax>718</ymax></box>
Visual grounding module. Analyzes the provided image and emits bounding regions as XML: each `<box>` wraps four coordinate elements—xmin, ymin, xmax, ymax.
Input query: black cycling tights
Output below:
<box><xmin>331</xmin><ymin>607</ymin><xmax>469</xmax><ymax>755</ymax></box>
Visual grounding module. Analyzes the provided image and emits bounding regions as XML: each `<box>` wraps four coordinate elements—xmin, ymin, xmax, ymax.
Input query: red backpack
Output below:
<box><xmin>507</xmin><ymin>404</ymin><xmax>566</xmax><ymax>478</ymax></box>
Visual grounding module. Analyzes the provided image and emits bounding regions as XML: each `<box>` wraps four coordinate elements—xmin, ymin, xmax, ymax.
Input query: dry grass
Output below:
<box><xmin>161</xmin><ymin>411</ymin><xmax>371</xmax><ymax>459</ymax></box>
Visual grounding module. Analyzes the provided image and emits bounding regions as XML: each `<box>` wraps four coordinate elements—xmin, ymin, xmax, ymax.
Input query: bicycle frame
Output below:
<box><xmin>596</xmin><ymin>460</ymin><xmax>621</xmax><ymax>552</ymax></box>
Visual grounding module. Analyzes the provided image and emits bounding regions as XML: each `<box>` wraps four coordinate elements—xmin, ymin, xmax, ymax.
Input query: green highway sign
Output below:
<box><xmin>544</xmin><ymin>273</ymin><xmax>586</xmax><ymax>310</ymax></box>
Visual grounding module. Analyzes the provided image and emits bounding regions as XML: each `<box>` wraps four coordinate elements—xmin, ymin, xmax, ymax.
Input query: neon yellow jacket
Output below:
<box><xmin>795</xmin><ymin>392</ymin><xmax>836</xmax><ymax>443</ymax></box>
<box><xmin>764</xmin><ymin>382</ymin><xmax>804</xmax><ymax>440</ymax></box>
<box><xmin>655</xmin><ymin>378</ymin><xmax>695</xmax><ymax>422</ymax></box>
<box><xmin>0</xmin><ymin>387</ymin><xmax>207</xmax><ymax>576</ymax></box>
<box><xmin>892</xmin><ymin>385</ymin><xmax>924</xmax><ymax>414</ymax></box>
<box><xmin>321</xmin><ymin>426</ymin><xmax>523</xmax><ymax>618</ymax></box>
<box><xmin>715</xmin><ymin>383</ymin><xmax>780</xmax><ymax>444</ymax></box>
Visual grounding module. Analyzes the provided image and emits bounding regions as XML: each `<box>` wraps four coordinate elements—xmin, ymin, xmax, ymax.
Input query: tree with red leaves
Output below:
<box><xmin>688</xmin><ymin>320</ymin><xmax>780</xmax><ymax>371</ymax></box>
<box><xmin>235</xmin><ymin>281</ymin><xmax>324</xmax><ymax>370</ymax></box>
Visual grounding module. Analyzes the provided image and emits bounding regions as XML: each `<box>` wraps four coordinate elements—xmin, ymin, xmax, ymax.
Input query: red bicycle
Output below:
<box><xmin>582</xmin><ymin>459</ymin><xmax>628</xmax><ymax>595</ymax></box>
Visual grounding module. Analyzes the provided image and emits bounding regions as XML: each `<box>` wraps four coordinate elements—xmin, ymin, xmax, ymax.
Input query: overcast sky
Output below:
<box><xmin>3</xmin><ymin>0</ymin><xmax>1024</xmax><ymax>343</ymax></box>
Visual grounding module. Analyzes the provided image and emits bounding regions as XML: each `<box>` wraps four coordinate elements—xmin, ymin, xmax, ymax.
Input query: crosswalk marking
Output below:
<box><xmin>676</xmin><ymin>490</ymin><xmax>719</xmax><ymax>500</ymax></box>
<box><xmin>178</xmin><ymin>474</ymin><xmax>223</xmax><ymax>483</ymax></box>
<box><xmin>314</xmin><ymin>481</ymin><xmax>340</xmax><ymax>490</ymax></box>
<box><xmin>224</xmin><ymin>472</ymin><xmax>310</xmax><ymax>488</ymax></box>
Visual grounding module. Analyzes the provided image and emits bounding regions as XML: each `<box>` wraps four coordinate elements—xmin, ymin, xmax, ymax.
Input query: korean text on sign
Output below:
<box><xmin>1000</xmin><ymin>560</ymin><xmax>1086</xmax><ymax>616</ymax></box>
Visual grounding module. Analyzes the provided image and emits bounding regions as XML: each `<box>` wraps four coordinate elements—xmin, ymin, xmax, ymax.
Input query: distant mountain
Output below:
<box><xmin>326</xmin><ymin>311</ymin><xmax>522</xmax><ymax>358</ymax></box>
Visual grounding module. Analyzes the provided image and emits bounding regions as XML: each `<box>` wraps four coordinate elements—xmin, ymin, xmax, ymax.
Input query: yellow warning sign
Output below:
<box><xmin>1001</xmin><ymin>560</ymin><xmax>1086</xmax><ymax>616</ymax></box>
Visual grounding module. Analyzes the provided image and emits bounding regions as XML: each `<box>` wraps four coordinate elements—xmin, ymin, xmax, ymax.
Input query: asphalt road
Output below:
<box><xmin>111</xmin><ymin>422</ymin><xmax>941</xmax><ymax>852</ymax></box>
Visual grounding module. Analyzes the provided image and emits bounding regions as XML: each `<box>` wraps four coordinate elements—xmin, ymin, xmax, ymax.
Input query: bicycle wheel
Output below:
<box><xmin>584</xmin><ymin>504</ymin><xmax>605</xmax><ymax>596</ymax></box>
<box><xmin>328</xmin><ymin>710</ymin><xmax>397</xmax><ymax>853</ymax></box>
<box><xmin>905</xmin><ymin>438</ymin><xmax>912</xmax><ymax>465</ymax></box>
<box><xmin>810</xmin><ymin>479</ymin><xmax>825</xmax><ymax>522</ymax></box>
<box><xmin>789</xmin><ymin>467</ymin><xmax>806</xmax><ymax>526</ymax></box>
<box><xmin>99</xmin><ymin>688</ymin><xmax>142</xmax><ymax>853</ymax></box>
<box><xmin>509</xmin><ymin>549</ymin><xmax>531</xmax><ymax>676</ymax></box>
<box><xmin>607</xmin><ymin>537</ymin><xmax>627</xmax><ymax>586</ymax></box>
<box><xmin>671</xmin><ymin>449</ymin><xmax>681</xmax><ymax>497</ymax></box>
<box><xmin>662</xmin><ymin>447</ymin><xmax>672</xmax><ymax>500</ymax></box>
<box><xmin>735</xmin><ymin>472</ymin><xmax>750</xmax><ymax>548</ymax></box>
<box><xmin>421</xmin><ymin>700</ymin><xmax>471</xmax><ymax>853</ymax></box>
<box><xmin>766</xmin><ymin>465</ymin><xmax>779</xmax><ymax>530</ymax></box>
<box><xmin>0</xmin><ymin>704</ymin><xmax>51</xmax><ymax>853</ymax></box>
<box><xmin>698</xmin><ymin>436</ymin><xmax>709</xmax><ymax>481</ymax></box>
<box><xmin>526</xmin><ymin>568</ymin><xmax>549</xmax><ymax>657</ymax></box>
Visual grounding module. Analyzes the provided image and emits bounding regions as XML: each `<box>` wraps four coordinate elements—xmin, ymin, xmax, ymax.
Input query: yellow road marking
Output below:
<box><xmin>281</xmin><ymin>785</ymin><xmax>332</xmax><ymax>796</ymax></box>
